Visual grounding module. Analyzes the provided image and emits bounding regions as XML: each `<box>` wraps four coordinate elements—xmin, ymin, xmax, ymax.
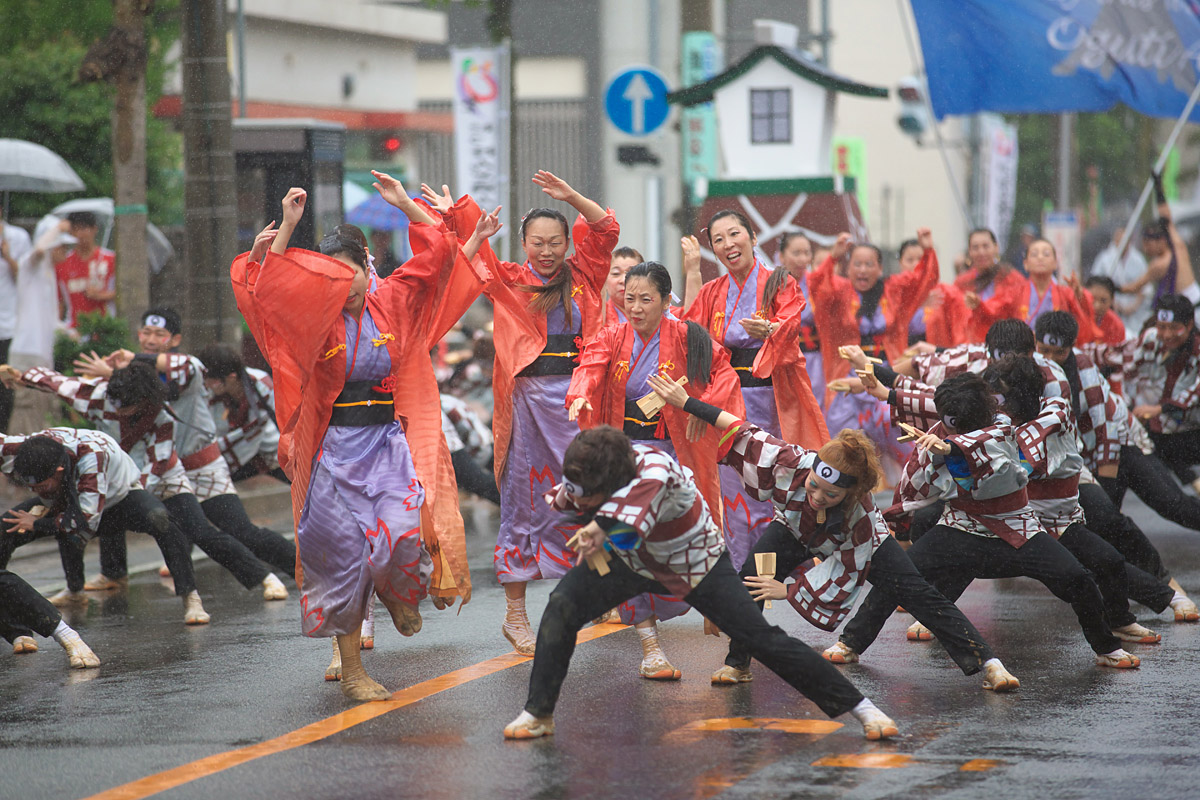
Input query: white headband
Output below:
<box><xmin>812</xmin><ymin>458</ymin><xmax>857</xmax><ymax>488</ymax></box>
<box><xmin>144</xmin><ymin>314</ymin><xmax>168</xmax><ymax>330</ymax></box>
<box><xmin>943</xmin><ymin>415</ymin><xmax>959</xmax><ymax>429</ymax></box>
<box><xmin>562</xmin><ymin>478</ymin><xmax>586</xmax><ymax>498</ymax></box>
<box><xmin>1158</xmin><ymin>309</ymin><xmax>1176</xmax><ymax>323</ymax></box>
<box><xmin>1039</xmin><ymin>333</ymin><xmax>1065</xmax><ymax>347</ymax></box>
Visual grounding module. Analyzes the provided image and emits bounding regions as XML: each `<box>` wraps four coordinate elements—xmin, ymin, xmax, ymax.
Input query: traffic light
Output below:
<box><xmin>897</xmin><ymin>76</ymin><xmax>930</xmax><ymax>144</ymax></box>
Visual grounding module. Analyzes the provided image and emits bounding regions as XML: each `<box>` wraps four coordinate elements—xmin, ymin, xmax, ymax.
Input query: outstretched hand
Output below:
<box><xmin>916</xmin><ymin>226</ymin><xmax>933</xmax><ymax>251</ymax></box>
<box><xmin>280</xmin><ymin>188</ymin><xmax>307</xmax><ymax>227</ymax></box>
<box><xmin>532</xmin><ymin>170</ymin><xmax>576</xmax><ymax>203</ymax></box>
<box><xmin>681</xmin><ymin>235</ymin><xmax>702</xmax><ymax>273</ymax></box>
<box><xmin>372</xmin><ymin>171</ymin><xmax>411</xmax><ymax>209</ymax></box>
<box><xmin>743</xmin><ymin>575</ymin><xmax>787</xmax><ymax>602</ymax></box>
<box><xmin>567</xmin><ymin>397</ymin><xmax>593</xmax><ymax>421</ymax></box>
<box><xmin>474</xmin><ymin>206</ymin><xmax>504</xmax><ymax>240</ymax></box>
<box><xmin>830</xmin><ymin>232</ymin><xmax>853</xmax><ymax>261</ymax></box>
<box><xmin>73</xmin><ymin>351</ymin><xmax>114</xmax><ymax>379</ymax></box>
<box><xmin>0</xmin><ymin>364</ymin><xmax>22</xmax><ymax>389</ymax></box>
<box><xmin>249</xmin><ymin>221</ymin><xmax>277</xmax><ymax>263</ymax></box>
<box><xmin>421</xmin><ymin>183</ymin><xmax>454</xmax><ymax>215</ymax></box>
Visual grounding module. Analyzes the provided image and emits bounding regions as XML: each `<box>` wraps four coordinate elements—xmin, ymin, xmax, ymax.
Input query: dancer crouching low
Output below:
<box><xmin>504</xmin><ymin>426</ymin><xmax>899</xmax><ymax>741</ymax></box>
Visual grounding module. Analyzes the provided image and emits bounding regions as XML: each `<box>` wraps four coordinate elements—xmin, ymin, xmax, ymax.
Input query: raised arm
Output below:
<box><xmin>270</xmin><ymin>188</ymin><xmax>306</xmax><ymax>255</ymax></box>
<box><xmin>372</xmin><ymin>170</ymin><xmax>437</xmax><ymax>227</ymax></box>
<box><xmin>533</xmin><ymin>170</ymin><xmax>604</xmax><ymax>224</ymax></box>
<box><xmin>681</xmin><ymin>236</ymin><xmax>703</xmax><ymax>312</ymax></box>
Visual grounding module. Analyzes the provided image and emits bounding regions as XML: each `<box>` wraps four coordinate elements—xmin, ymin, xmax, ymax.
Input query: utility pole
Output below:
<box><xmin>80</xmin><ymin>0</ymin><xmax>151</xmax><ymax>336</ymax></box>
<box><xmin>680</xmin><ymin>0</ymin><xmax>714</xmax><ymax>242</ymax></box>
<box><xmin>181</xmin><ymin>0</ymin><xmax>240</xmax><ymax>345</ymax></box>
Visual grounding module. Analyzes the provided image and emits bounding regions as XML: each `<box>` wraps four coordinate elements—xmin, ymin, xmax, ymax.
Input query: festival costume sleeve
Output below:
<box><xmin>1059</xmin><ymin>284</ymin><xmax>1101</xmax><ymax>344</ymax></box>
<box><xmin>883</xmin><ymin>443</ymin><xmax>952</xmax><ymax>532</ymax></box>
<box><xmin>785</xmin><ymin>507</ymin><xmax>883</xmax><ymax>631</ymax></box>
<box><xmin>20</xmin><ymin>367</ymin><xmax>108</xmax><ymax>423</ymax></box>
<box><xmin>566</xmin><ymin>323</ymin><xmax>620</xmax><ymax>429</ymax></box>
<box><xmin>1014</xmin><ymin>396</ymin><xmax>1072</xmax><ymax>475</ymax></box>
<box><xmin>715</xmin><ymin>419</ymin><xmax>813</xmax><ymax>505</ymax></box>
<box><xmin>925</xmin><ymin>283</ymin><xmax>969</xmax><ymax>347</ymax></box>
<box><xmin>156</xmin><ymin>353</ymin><xmax>197</xmax><ymax>391</ymax></box>
<box><xmin>569</xmin><ymin>211</ymin><xmax>621</xmax><ymax>296</ymax></box>
<box><xmin>888</xmin><ymin>374</ymin><xmax>941</xmax><ymax>430</ymax></box>
<box><xmin>809</xmin><ymin>253</ymin><xmax>857</xmax><ymax>388</ymax></box>
<box><xmin>1075</xmin><ymin>355</ymin><xmax>1124</xmax><ymax>469</ymax></box>
<box><xmin>882</xmin><ymin>248</ymin><xmax>940</xmax><ymax>362</ymax></box>
<box><xmin>968</xmin><ymin>277</ymin><xmax>1022</xmax><ymax>344</ymax></box>
<box><xmin>754</xmin><ymin>271</ymin><xmax>830</xmax><ymax>450</ymax></box>
<box><xmin>1098</xmin><ymin>310</ymin><xmax>1126</xmax><ymax>345</ymax></box>
<box><xmin>70</xmin><ymin>449</ymin><xmax>106</xmax><ymax>536</ymax></box>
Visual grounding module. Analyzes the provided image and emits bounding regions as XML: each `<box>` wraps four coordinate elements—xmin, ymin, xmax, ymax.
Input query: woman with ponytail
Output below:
<box><xmin>683</xmin><ymin>210</ymin><xmax>828</xmax><ymax>572</ymax></box>
<box><xmin>648</xmin><ymin>376</ymin><xmax>1018</xmax><ymax>693</ymax></box>
<box><xmin>422</xmin><ymin>172</ymin><xmax>619</xmax><ymax>656</ymax></box>
<box><xmin>566</xmin><ymin>257</ymin><xmax>743</xmax><ymax>679</ymax></box>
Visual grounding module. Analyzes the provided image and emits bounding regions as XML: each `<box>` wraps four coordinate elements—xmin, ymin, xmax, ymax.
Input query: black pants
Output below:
<box><xmin>1110</xmin><ymin>445</ymin><xmax>1200</xmax><ymax>536</ymax></box>
<box><xmin>727</xmin><ymin>522</ymin><xmax>993</xmax><ymax>674</ymax></box>
<box><xmin>841</xmin><ymin>527</ymin><xmax>1122</xmax><ymax>655</ymax></box>
<box><xmin>97</xmin><ymin>493</ymin><xmax>291</xmax><ymax>585</ymax></box>
<box><xmin>1078</xmin><ymin>481</ymin><xmax>1173</xmax><ymax>590</ymax></box>
<box><xmin>451</xmin><ymin>449</ymin><xmax>500</xmax><ymax>506</ymax></box>
<box><xmin>908</xmin><ymin>502</ymin><xmax>944</xmax><ymax>543</ymax></box>
<box><xmin>1</xmin><ymin>491</ymin><xmax>197</xmax><ymax>596</ymax></box>
<box><xmin>229</xmin><ymin>461</ymin><xmax>291</xmax><ymax>484</ymax></box>
<box><xmin>524</xmin><ymin>551</ymin><xmax>864</xmax><ymax>719</ymax></box>
<box><xmin>1149</xmin><ymin>430</ymin><xmax>1200</xmax><ymax>485</ymax></box>
<box><xmin>88</xmin><ymin>492</ymin><xmax>269</xmax><ymax>589</ymax></box>
<box><xmin>0</xmin><ymin>338</ymin><xmax>12</xmax><ymax>433</ymax></box>
<box><xmin>0</xmin><ymin>569</ymin><xmax>61</xmax><ymax>643</ymax></box>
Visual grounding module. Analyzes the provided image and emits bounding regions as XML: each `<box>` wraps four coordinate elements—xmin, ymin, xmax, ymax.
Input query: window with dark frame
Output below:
<box><xmin>750</xmin><ymin>88</ymin><xmax>791</xmax><ymax>144</ymax></box>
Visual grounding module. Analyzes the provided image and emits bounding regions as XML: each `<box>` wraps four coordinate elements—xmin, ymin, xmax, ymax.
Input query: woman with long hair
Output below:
<box><xmin>422</xmin><ymin>172</ymin><xmax>619</xmax><ymax>655</ymax></box>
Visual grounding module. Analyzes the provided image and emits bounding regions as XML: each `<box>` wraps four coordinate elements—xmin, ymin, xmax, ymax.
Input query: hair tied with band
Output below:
<box><xmin>813</xmin><ymin>458</ymin><xmax>858</xmax><ymax>489</ymax></box>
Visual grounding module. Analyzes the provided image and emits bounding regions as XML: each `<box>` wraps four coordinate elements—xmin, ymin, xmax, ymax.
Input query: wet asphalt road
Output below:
<box><xmin>2</xmin><ymin>491</ymin><xmax>1199</xmax><ymax>800</ymax></box>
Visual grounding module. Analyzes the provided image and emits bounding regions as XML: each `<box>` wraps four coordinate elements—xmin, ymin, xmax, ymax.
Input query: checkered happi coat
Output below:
<box><xmin>717</xmin><ymin>420</ymin><xmax>887</xmax><ymax>631</ymax></box>
<box><xmin>0</xmin><ymin>427</ymin><xmax>142</xmax><ymax>538</ymax></box>
<box><xmin>1017</xmin><ymin>395</ymin><xmax>1086</xmax><ymax>536</ymax></box>
<box><xmin>913</xmin><ymin>344</ymin><xmax>1071</xmax><ymax>401</ymax></box>
<box><xmin>887</xmin><ymin>422</ymin><xmax>1040</xmax><ymax>548</ymax></box>
<box><xmin>1068</xmin><ymin>350</ymin><xmax>1146</xmax><ymax>473</ymax></box>
<box><xmin>1083</xmin><ymin>327</ymin><xmax>1200</xmax><ymax>434</ymax></box>
<box><xmin>211</xmin><ymin>367</ymin><xmax>281</xmax><ymax>473</ymax></box>
<box><xmin>545</xmin><ymin>444</ymin><xmax>724</xmax><ymax>596</ymax></box>
<box><xmin>20</xmin><ymin>367</ymin><xmax>192</xmax><ymax>499</ymax></box>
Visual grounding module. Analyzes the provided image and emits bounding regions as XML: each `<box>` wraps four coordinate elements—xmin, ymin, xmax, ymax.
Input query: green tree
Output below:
<box><xmin>0</xmin><ymin>1</ymin><xmax>181</xmax><ymax>224</ymax></box>
<box><xmin>1007</xmin><ymin>108</ymin><xmax>1157</xmax><ymax>239</ymax></box>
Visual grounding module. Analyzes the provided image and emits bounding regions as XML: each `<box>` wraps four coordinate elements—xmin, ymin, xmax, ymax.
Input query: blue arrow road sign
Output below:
<box><xmin>604</xmin><ymin>67</ymin><xmax>670</xmax><ymax>137</ymax></box>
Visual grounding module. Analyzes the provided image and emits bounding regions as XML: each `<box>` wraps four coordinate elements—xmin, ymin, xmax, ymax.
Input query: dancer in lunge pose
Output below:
<box><xmin>504</xmin><ymin>426</ymin><xmax>899</xmax><ymax>741</ymax></box>
<box><xmin>0</xmin><ymin>568</ymin><xmax>100</xmax><ymax>669</ymax></box>
<box><xmin>647</xmin><ymin>373</ymin><xmax>1019</xmax><ymax>692</ymax></box>
<box><xmin>231</xmin><ymin>174</ymin><xmax>483</xmax><ymax>699</ymax></box>
<box><xmin>0</xmin><ymin>427</ymin><xmax>209</xmax><ymax>624</ymax></box>
<box><xmin>566</xmin><ymin>259</ymin><xmax>743</xmax><ymax>679</ymax></box>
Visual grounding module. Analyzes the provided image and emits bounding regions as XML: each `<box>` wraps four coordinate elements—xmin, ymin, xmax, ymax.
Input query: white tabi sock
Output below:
<box><xmin>51</xmin><ymin>620</ymin><xmax>79</xmax><ymax>645</ymax></box>
<box><xmin>849</xmin><ymin>698</ymin><xmax>881</xmax><ymax>722</ymax></box>
<box><xmin>983</xmin><ymin>657</ymin><xmax>1002</xmax><ymax>670</ymax></box>
<box><xmin>1170</xmin><ymin>592</ymin><xmax>1188</xmax><ymax>606</ymax></box>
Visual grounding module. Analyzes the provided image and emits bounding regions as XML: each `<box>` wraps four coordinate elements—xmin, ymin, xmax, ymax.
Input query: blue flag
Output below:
<box><xmin>912</xmin><ymin>0</ymin><xmax>1200</xmax><ymax>120</ymax></box>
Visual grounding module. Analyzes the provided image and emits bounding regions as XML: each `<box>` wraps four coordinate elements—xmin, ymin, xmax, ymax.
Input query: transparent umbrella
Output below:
<box><xmin>0</xmin><ymin>138</ymin><xmax>85</xmax><ymax>216</ymax></box>
<box><xmin>48</xmin><ymin>197</ymin><xmax>175</xmax><ymax>275</ymax></box>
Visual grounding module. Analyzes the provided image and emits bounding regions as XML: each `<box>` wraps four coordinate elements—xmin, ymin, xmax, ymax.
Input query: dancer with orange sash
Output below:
<box><xmin>231</xmin><ymin>173</ymin><xmax>484</xmax><ymax>700</ymax></box>
<box><xmin>422</xmin><ymin>173</ymin><xmax>619</xmax><ymax>656</ymax></box>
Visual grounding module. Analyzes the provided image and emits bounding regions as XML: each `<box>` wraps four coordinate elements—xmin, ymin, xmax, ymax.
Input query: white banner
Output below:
<box><xmin>1043</xmin><ymin>210</ymin><xmax>1082</xmax><ymax>278</ymax></box>
<box><xmin>451</xmin><ymin>46</ymin><xmax>508</xmax><ymax>249</ymax></box>
<box><xmin>980</xmin><ymin>113</ymin><xmax>1018</xmax><ymax>253</ymax></box>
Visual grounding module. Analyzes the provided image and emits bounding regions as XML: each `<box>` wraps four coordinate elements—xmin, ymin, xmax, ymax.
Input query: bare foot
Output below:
<box><xmin>261</xmin><ymin>573</ymin><xmax>288</xmax><ymax>601</ymax></box>
<box><xmin>83</xmin><ymin>574</ymin><xmax>128</xmax><ymax>592</ymax></box>
<box><xmin>49</xmin><ymin>589</ymin><xmax>91</xmax><ymax>608</ymax></box>
<box><xmin>336</xmin><ymin>633</ymin><xmax>390</xmax><ymax>701</ymax></box>
<box><xmin>61</xmin><ymin>636</ymin><xmax>101</xmax><ymax>669</ymax></box>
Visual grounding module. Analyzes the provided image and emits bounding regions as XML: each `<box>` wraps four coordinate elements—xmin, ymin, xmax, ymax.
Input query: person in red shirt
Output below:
<box><xmin>1085</xmin><ymin>275</ymin><xmax>1129</xmax><ymax>344</ymax></box>
<box><xmin>955</xmin><ymin>228</ymin><xmax>1027</xmax><ymax>343</ymax></box>
<box><xmin>56</xmin><ymin>211</ymin><xmax>116</xmax><ymax>328</ymax></box>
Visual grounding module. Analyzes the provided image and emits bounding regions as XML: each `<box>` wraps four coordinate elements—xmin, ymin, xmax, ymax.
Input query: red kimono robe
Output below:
<box><xmin>923</xmin><ymin>282</ymin><xmax>970</xmax><ymax>348</ymax></box>
<box><xmin>684</xmin><ymin>266</ymin><xmax>828</xmax><ymax>451</ymax></box>
<box><xmin>954</xmin><ymin>266</ymin><xmax>1029</xmax><ymax>343</ymax></box>
<box><xmin>1013</xmin><ymin>278</ymin><xmax>1100</xmax><ymax>344</ymax></box>
<box><xmin>230</xmin><ymin>217</ymin><xmax>484</xmax><ymax>605</ymax></box>
<box><xmin>439</xmin><ymin>196</ymin><xmax>620</xmax><ymax>483</ymax></box>
<box><xmin>809</xmin><ymin>248</ymin><xmax>939</xmax><ymax>396</ymax></box>
<box><xmin>565</xmin><ymin>317</ymin><xmax>746</xmax><ymax>527</ymax></box>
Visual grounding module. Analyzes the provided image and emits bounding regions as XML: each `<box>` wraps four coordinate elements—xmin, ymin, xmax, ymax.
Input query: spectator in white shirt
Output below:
<box><xmin>0</xmin><ymin>217</ymin><xmax>33</xmax><ymax>432</ymax></box>
<box><xmin>1091</xmin><ymin>227</ymin><xmax>1153</xmax><ymax>334</ymax></box>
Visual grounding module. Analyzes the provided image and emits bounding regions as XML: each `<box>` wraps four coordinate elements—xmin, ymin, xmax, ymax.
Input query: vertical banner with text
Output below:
<box><xmin>451</xmin><ymin>45</ymin><xmax>509</xmax><ymax>254</ymax></box>
<box><xmin>980</xmin><ymin>113</ymin><xmax>1018</xmax><ymax>252</ymax></box>
<box><xmin>681</xmin><ymin>32</ymin><xmax>722</xmax><ymax>204</ymax></box>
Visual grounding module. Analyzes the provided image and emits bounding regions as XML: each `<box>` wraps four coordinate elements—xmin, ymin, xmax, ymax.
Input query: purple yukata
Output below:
<box><xmin>297</xmin><ymin>308</ymin><xmax>429</xmax><ymax>638</ymax></box>
<box><xmin>495</xmin><ymin>274</ymin><xmax>582</xmax><ymax>583</ymax></box>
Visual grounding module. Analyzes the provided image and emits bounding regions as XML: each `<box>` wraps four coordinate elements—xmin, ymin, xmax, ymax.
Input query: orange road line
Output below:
<box><xmin>79</xmin><ymin>623</ymin><xmax>627</xmax><ymax>800</ymax></box>
<box><xmin>811</xmin><ymin>753</ymin><xmax>914</xmax><ymax>769</ymax></box>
